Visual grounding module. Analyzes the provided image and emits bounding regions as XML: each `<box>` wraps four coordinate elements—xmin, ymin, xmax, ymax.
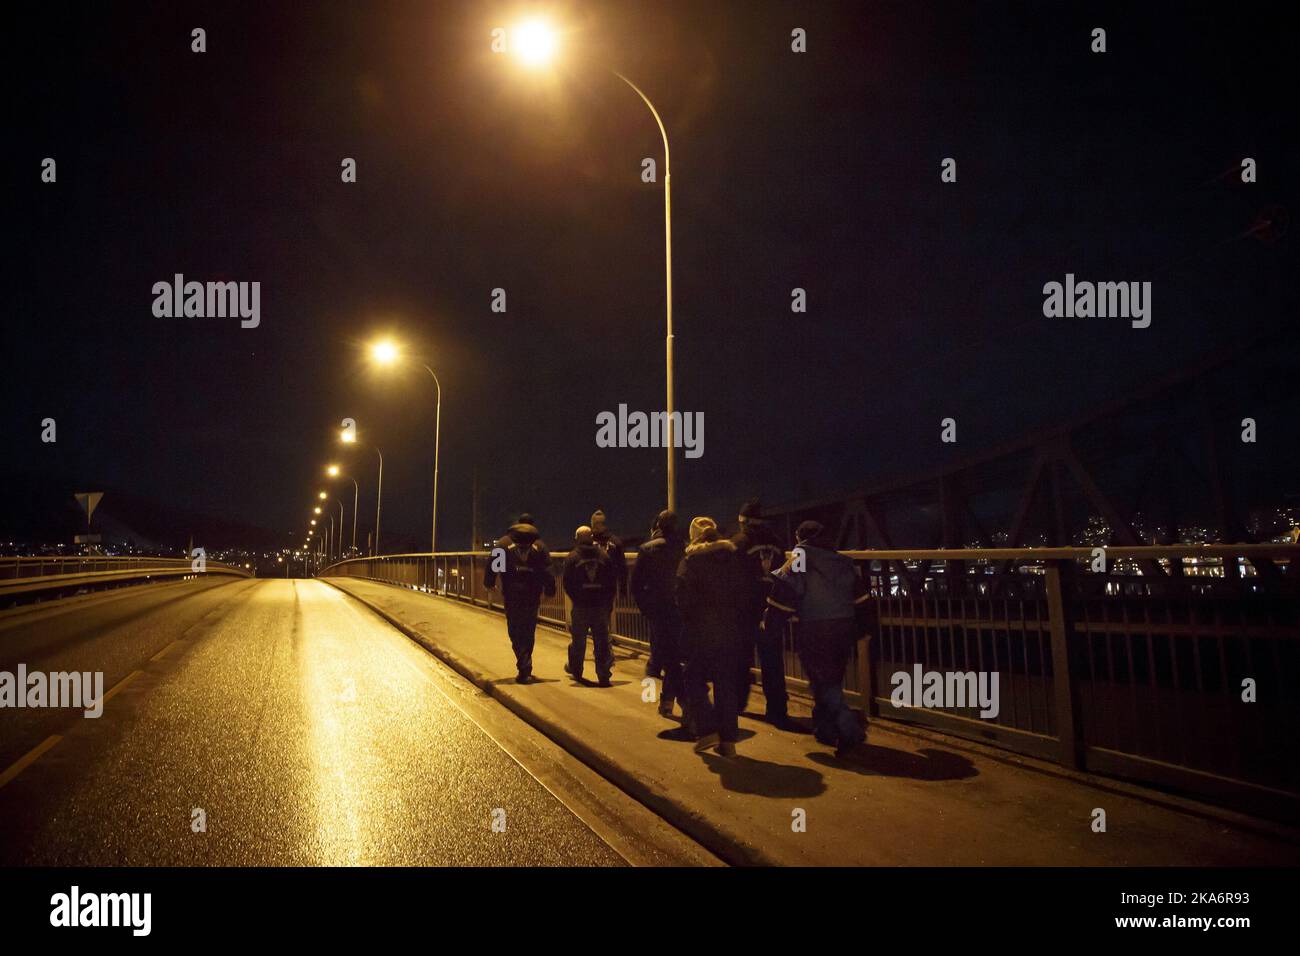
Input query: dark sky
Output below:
<box><xmin>6</xmin><ymin>0</ymin><xmax>1297</xmax><ymax>550</ymax></box>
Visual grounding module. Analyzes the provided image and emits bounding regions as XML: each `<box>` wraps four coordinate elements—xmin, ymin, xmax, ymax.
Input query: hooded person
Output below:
<box><xmin>630</xmin><ymin>509</ymin><xmax>687</xmax><ymax>717</ymax></box>
<box><xmin>731</xmin><ymin>498</ymin><xmax>793</xmax><ymax>728</ymax></box>
<box><xmin>765</xmin><ymin>520</ymin><xmax>870</xmax><ymax>755</ymax></box>
<box><xmin>675</xmin><ymin>516</ymin><xmax>749</xmax><ymax>757</ymax></box>
<box><xmin>483</xmin><ymin>513</ymin><xmax>556</xmax><ymax>683</ymax></box>
<box><xmin>561</xmin><ymin>526</ymin><xmax>618</xmax><ymax>685</ymax></box>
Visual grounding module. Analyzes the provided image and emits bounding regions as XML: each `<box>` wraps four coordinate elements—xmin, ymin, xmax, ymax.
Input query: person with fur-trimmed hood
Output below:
<box><xmin>765</xmin><ymin>520</ymin><xmax>870</xmax><ymax>755</ymax></box>
<box><xmin>484</xmin><ymin>513</ymin><xmax>556</xmax><ymax>684</ymax></box>
<box><xmin>562</xmin><ymin>525</ymin><xmax>618</xmax><ymax>686</ymax></box>
<box><xmin>630</xmin><ymin>509</ymin><xmax>687</xmax><ymax>717</ymax></box>
<box><xmin>675</xmin><ymin>516</ymin><xmax>749</xmax><ymax>757</ymax></box>
<box><xmin>731</xmin><ymin>497</ymin><xmax>793</xmax><ymax>728</ymax></box>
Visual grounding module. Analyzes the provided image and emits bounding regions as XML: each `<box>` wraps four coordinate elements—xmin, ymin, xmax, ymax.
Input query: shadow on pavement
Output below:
<box><xmin>808</xmin><ymin>744</ymin><xmax>978</xmax><ymax>782</ymax></box>
<box><xmin>699</xmin><ymin>752</ymin><xmax>827</xmax><ymax>798</ymax></box>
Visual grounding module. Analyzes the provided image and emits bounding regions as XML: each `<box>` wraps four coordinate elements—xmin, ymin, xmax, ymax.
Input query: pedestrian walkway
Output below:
<box><xmin>324</xmin><ymin>576</ymin><xmax>1300</xmax><ymax>866</ymax></box>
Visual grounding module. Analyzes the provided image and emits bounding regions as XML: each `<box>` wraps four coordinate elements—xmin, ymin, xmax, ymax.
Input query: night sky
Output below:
<box><xmin>6</xmin><ymin>1</ymin><xmax>1297</xmax><ymax>551</ymax></box>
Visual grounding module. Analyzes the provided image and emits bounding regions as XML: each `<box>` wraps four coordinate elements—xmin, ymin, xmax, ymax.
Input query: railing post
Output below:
<box><xmin>1044</xmin><ymin>560</ymin><xmax>1083</xmax><ymax>769</ymax></box>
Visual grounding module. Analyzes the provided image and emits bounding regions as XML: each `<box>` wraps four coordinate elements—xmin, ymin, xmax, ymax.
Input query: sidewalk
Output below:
<box><xmin>325</xmin><ymin>577</ymin><xmax>1300</xmax><ymax>866</ymax></box>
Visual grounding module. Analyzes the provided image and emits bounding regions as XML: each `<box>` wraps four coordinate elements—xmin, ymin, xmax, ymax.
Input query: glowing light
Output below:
<box><xmin>327</xmin><ymin>464</ymin><xmax>340</xmax><ymax>477</ymax></box>
<box><xmin>514</xmin><ymin>18</ymin><xmax>557</xmax><ymax>66</ymax></box>
<box><xmin>370</xmin><ymin>340</ymin><xmax>400</xmax><ymax>366</ymax></box>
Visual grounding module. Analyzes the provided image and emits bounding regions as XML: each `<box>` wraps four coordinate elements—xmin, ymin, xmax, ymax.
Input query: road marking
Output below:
<box><xmin>101</xmin><ymin>670</ymin><xmax>143</xmax><ymax>705</ymax></box>
<box><xmin>150</xmin><ymin>640</ymin><xmax>181</xmax><ymax>662</ymax></box>
<box><xmin>0</xmin><ymin>734</ymin><xmax>63</xmax><ymax>790</ymax></box>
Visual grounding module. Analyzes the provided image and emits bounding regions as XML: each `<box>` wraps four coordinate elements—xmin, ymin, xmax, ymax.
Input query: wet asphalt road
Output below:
<box><xmin>0</xmin><ymin>578</ymin><xmax>626</xmax><ymax>865</ymax></box>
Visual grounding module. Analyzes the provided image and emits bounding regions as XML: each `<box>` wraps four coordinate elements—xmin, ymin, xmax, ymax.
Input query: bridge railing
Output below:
<box><xmin>0</xmin><ymin>555</ymin><xmax>253</xmax><ymax>596</ymax></box>
<box><xmin>321</xmin><ymin>544</ymin><xmax>1299</xmax><ymax>821</ymax></box>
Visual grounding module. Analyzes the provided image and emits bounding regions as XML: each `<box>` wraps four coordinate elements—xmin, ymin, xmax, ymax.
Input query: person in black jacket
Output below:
<box><xmin>731</xmin><ymin>498</ymin><xmax>793</xmax><ymax>728</ymax></box>
<box><xmin>630</xmin><ymin>510</ymin><xmax>687</xmax><ymax>717</ymax></box>
<box><xmin>483</xmin><ymin>513</ymin><xmax>555</xmax><ymax>684</ymax></box>
<box><xmin>562</xmin><ymin>526</ymin><xmax>618</xmax><ymax>686</ymax></box>
<box><xmin>765</xmin><ymin>520</ymin><xmax>870</xmax><ymax>754</ymax></box>
<box><xmin>590</xmin><ymin>508</ymin><xmax>628</xmax><ymax>607</ymax></box>
<box><xmin>676</xmin><ymin>516</ymin><xmax>749</xmax><ymax>757</ymax></box>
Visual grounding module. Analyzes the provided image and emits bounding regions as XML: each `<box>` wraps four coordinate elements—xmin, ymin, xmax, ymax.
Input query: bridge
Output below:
<box><xmin>2</xmin><ymin>544</ymin><xmax>1296</xmax><ymax>867</ymax></box>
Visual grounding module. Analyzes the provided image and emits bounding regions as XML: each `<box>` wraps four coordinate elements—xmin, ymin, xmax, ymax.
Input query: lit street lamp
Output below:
<box><xmin>341</xmin><ymin>425</ymin><xmax>384</xmax><ymax>556</ymax></box>
<box><xmin>369</xmin><ymin>338</ymin><xmax>443</xmax><ymax>554</ymax></box>
<box><xmin>509</xmin><ymin>20</ymin><xmax>677</xmax><ymax>511</ymax></box>
<box><xmin>327</xmin><ymin>464</ymin><xmax>360</xmax><ymax>556</ymax></box>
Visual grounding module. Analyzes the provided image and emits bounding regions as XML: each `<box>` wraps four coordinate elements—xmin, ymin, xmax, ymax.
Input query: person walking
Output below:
<box><xmin>765</xmin><ymin>520</ymin><xmax>870</xmax><ymax>755</ymax></box>
<box><xmin>630</xmin><ymin>509</ymin><xmax>687</xmax><ymax>717</ymax></box>
<box><xmin>732</xmin><ymin>498</ymin><xmax>793</xmax><ymax>728</ymax></box>
<box><xmin>562</xmin><ymin>526</ymin><xmax>618</xmax><ymax>686</ymax></box>
<box><xmin>589</xmin><ymin>509</ymin><xmax>628</xmax><ymax>626</ymax></box>
<box><xmin>483</xmin><ymin>513</ymin><xmax>555</xmax><ymax>684</ymax></box>
<box><xmin>676</xmin><ymin>516</ymin><xmax>748</xmax><ymax>758</ymax></box>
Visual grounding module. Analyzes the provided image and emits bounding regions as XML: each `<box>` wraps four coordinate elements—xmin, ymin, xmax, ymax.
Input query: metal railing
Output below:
<box><xmin>321</xmin><ymin>544</ymin><xmax>1299</xmax><ymax>821</ymax></box>
<box><xmin>0</xmin><ymin>555</ymin><xmax>253</xmax><ymax>593</ymax></box>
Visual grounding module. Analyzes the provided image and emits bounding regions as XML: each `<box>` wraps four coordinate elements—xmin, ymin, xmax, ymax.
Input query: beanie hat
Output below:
<box><xmin>795</xmin><ymin>520</ymin><xmax>826</xmax><ymax>545</ymax></box>
<box><xmin>517</xmin><ymin>513</ymin><xmax>535</xmax><ymax>526</ymax></box>
<box><xmin>689</xmin><ymin>516</ymin><xmax>718</xmax><ymax>544</ymax></box>
<box><xmin>655</xmin><ymin>509</ymin><xmax>678</xmax><ymax>536</ymax></box>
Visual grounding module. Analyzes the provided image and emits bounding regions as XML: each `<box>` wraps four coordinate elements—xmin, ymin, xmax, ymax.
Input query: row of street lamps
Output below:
<box><xmin>298</xmin><ymin>17</ymin><xmax>677</xmax><ymax>567</ymax></box>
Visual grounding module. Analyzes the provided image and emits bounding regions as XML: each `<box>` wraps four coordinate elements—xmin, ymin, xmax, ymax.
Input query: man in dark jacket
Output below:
<box><xmin>676</xmin><ymin>516</ymin><xmax>749</xmax><ymax>757</ymax></box>
<box><xmin>590</xmin><ymin>508</ymin><xmax>628</xmax><ymax>600</ymax></box>
<box><xmin>765</xmin><ymin>520</ymin><xmax>870</xmax><ymax>754</ymax></box>
<box><xmin>630</xmin><ymin>510</ymin><xmax>687</xmax><ymax>717</ymax></box>
<box><xmin>732</xmin><ymin>498</ymin><xmax>792</xmax><ymax>728</ymax></box>
<box><xmin>484</xmin><ymin>513</ymin><xmax>555</xmax><ymax>684</ymax></box>
<box><xmin>562</xmin><ymin>526</ymin><xmax>618</xmax><ymax>686</ymax></box>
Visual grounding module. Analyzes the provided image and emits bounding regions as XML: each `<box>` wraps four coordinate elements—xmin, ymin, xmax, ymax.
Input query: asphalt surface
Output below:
<box><xmin>0</xmin><ymin>578</ymin><xmax>627</xmax><ymax>865</ymax></box>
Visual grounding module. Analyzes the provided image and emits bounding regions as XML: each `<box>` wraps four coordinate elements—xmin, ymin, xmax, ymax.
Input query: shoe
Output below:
<box><xmin>693</xmin><ymin>732</ymin><xmax>720</xmax><ymax>754</ymax></box>
<box><xmin>767</xmin><ymin>714</ymin><xmax>796</xmax><ymax>731</ymax></box>
<box><xmin>516</xmin><ymin>673</ymin><xmax>534</xmax><ymax>685</ymax></box>
<box><xmin>597</xmin><ymin>676</ymin><xmax>612</xmax><ymax>687</ymax></box>
<box><xmin>716</xmin><ymin>741</ymin><xmax>736</xmax><ymax>758</ymax></box>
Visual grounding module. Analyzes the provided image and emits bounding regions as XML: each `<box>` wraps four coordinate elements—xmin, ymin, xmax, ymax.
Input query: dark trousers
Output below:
<box><xmin>797</xmin><ymin>617</ymin><xmax>864</xmax><ymax>747</ymax></box>
<box><xmin>738</xmin><ymin>610</ymin><xmax>789</xmax><ymax>719</ymax></box>
<box><xmin>504</xmin><ymin>597</ymin><xmax>541</xmax><ymax>678</ymax></box>
<box><xmin>686</xmin><ymin>642</ymin><xmax>740</xmax><ymax>743</ymax></box>
<box><xmin>568</xmin><ymin>602</ymin><xmax>613</xmax><ymax>681</ymax></box>
<box><xmin>646</xmin><ymin>609</ymin><xmax>686</xmax><ymax>704</ymax></box>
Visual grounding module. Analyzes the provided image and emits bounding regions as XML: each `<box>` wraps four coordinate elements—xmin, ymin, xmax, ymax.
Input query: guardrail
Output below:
<box><xmin>321</xmin><ymin>544</ymin><xmax>1299</xmax><ymax>821</ymax></box>
<box><xmin>0</xmin><ymin>555</ymin><xmax>253</xmax><ymax>600</ymax></box>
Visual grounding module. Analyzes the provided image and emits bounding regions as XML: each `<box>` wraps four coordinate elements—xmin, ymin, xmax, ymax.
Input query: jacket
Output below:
<box><xmin>731</xmin><ymin>521</ymin><xmax>787</xmax><ymax>614</ymax></box>
<box><xmin>484</xmin><ymin>523</ymin><xmax>555</xmax><ymax>604</ymax></box>
<box><xmin>630</xmin><ymin>531</ymin><xmax>685</xmax><ymax>618</ymax></box>
<box><xmin>674</xmin><ymin>536</ymin><xmax>748</xmax><ymax>651</ymax></box>
<box><xmin>562</xmin><ymin>544</ymin><xmax>618</xmax><ymax>607</ymax></box>
<box><xmin>767</xmin><ymin>543</ymin><xmax>869</xmax><ymax>625</ymax></box>
<box><xmin>591</xmin><ymin>530</ymin><xmax>629</xmax><ymax>596</ymax></box>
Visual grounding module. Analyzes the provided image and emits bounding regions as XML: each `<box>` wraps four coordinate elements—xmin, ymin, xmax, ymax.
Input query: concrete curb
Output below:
<box><xmin>323</xmin><ymin>578</ymin><xmax>778</xmax><ymax>867</ymax></box>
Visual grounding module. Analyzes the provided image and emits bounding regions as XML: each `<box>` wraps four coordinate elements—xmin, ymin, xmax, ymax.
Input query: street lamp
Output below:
<box><xmin>341</xmin><ymin>424</ymin><xmax>384</xmax><ymax>556</ymax></box>
<box><xmin>327</xmin><ymin>464</ymin><xmax>359</xmax><ymax>556</ymax></box>
<box><xmin>509</xmin><ymin>21</ymin><xmax>677</xmax><ymax>511</ymax></box>
<box><xmin>368</xmin><ymin>338</ymin><xmax>443</xmax><ymax>554</ymax></box>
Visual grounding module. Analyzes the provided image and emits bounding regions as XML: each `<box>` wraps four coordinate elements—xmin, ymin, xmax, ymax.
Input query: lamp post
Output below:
<box><xmin>342</xmin><ymin>427</ymin><xmax>383</xmax><ymax>556</ymax></box>
<box><xmin>327</xmin><ymin>464</ymin><xmax>359</xmax><ymax>556</ymax></box>
<box><xmin>507</xmin><ymin>24</ymin><xmax>676</xmax><ymax>511</ymax></box>
<box><xmin>368</xmin><ymin>340</ymin><xmax>443</xmax><ymax>554</ymax></box>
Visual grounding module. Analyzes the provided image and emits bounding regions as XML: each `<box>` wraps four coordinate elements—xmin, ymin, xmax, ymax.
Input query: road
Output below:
<box><xmin>0</xmin><ymin>578</ymin><xmax>703</xmax><ymax>866</ymax></box>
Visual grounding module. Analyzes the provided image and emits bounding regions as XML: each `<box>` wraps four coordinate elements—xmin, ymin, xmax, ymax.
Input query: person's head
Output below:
<box><xmin>689</xmin><ymin>516</ymin><xmax>719</xmax><ymax>544</ymax></box>
<box><xmin>795</xmin><ymin>520</ymin><xmax>827</xmax><ymax>547</ymax></box>
<box><xmin>516</xmin><ymin>512</ymin><xmax>535</xmax><ymax>527</ymax></box>
<box><xmin>574</xmin><ymin>525</ymin><xmax>593</xmax><ymax>546</ymax></box>
<box><xmin>738</xmin><ymin>497</ymin><xmax>764</xmax><ymax>528</ymax></box>
<box><xmin>590</xmin><ymin>509</ymin><xmax>607</xmax><ymax>534</ymax></box>
<box><xmin>654</xmin><ymin>509</ymin><xmax>678</xmax><ymax>537</ymax></box>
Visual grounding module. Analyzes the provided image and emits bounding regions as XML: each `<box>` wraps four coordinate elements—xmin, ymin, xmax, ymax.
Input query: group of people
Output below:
<box><xmin>483</xmin><ymin>500</ymin><xmax>871</xmax><ymax>758</ymax></box>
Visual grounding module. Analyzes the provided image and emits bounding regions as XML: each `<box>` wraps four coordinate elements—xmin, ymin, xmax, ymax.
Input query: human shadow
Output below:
<box><xmin>807</xmin><ymin>743</ymin><xmax>978</xmax><ymax>782</ymax></box>
<box><xmin>699</xmin><ymin>752</ymin><xmax>827</xmax><ymax>798</ymax></box>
